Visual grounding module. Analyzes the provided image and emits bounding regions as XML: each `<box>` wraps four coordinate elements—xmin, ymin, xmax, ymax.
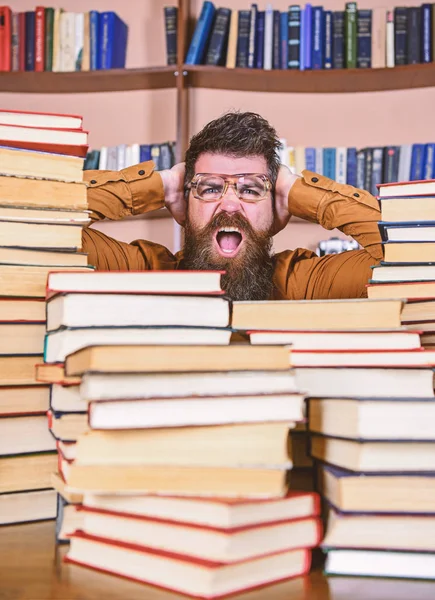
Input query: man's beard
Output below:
<box><xmin>181</xmin><ymin>212</ymin><xmax>275</xmax><ymax>301</ymax></box>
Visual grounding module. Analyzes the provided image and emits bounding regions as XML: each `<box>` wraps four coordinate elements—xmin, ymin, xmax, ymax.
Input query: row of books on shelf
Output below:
<box><xmin>0</xmin><ymin>6</ymin><xmax>128</xmax><ymax>72</ymax></box>
<box><xmin>84</xmin><ymin>142</ymin><xmax>176</xmax><ymax>172</ymax></box>
<box><xmin>281</xmin><ymin>142</ymin><xmax>435</xmax><ymax>196</ymax></box>
<box><xmin>172</xmin><ymin>1</ymin><xmax>435</xmax><ymax>70</ymax></box>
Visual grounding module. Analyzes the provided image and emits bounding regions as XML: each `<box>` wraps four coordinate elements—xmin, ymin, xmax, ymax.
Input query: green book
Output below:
<box><xmin>45</xmin><ymin>7</ymin><xmax>55</xmax><ymax>71</ymax></box>
<box><xmin>345</xmin><ymin>2</ymin><xmax>357</xmax><ymax>68</ymax></box>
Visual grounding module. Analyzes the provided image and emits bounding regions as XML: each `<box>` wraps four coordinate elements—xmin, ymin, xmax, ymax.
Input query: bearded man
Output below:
<box><xmin>83</xmin><ymin>111</ymin><xmax>382</xmax><ymax>300</ymax></box>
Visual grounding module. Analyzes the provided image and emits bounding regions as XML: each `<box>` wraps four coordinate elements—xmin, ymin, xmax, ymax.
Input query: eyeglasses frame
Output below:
<box><xmin>189</xmin><ymin>173</ymin><xmax>272</xmax><ymax>203</ymax></box>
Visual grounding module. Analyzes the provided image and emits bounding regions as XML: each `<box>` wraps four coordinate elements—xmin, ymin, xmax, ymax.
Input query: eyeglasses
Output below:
<box><xmin>190</xmin><ymin>173</ymin><xmax>272</xmax><ymax>203</ymax></box>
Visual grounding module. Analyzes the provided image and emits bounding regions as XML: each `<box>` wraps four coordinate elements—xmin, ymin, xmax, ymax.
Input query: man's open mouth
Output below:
<box><xmin>215</xmin><ymin>226</ymin><xmax>244</xmax><ymax>257</ymax></box>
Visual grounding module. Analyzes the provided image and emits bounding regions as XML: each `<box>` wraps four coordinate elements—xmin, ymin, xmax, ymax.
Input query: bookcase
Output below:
<box><xmin>2</xmin><ymin>0</ymin><xmax>435</xmax><ymax>254</ymax></box>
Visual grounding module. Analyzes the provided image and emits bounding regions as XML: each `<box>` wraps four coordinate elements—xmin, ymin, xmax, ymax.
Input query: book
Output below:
<box><xmin>48</xmin><ymin>410</ymin><xmax>88</xmax><ymax>442</ymax></box>
<box><xmin>89</xmin><ymin>10</ymin><xmax>99</xmax><ymax>69</ymax></box>
<box><xmin>0</xmin><ymin>123</ymin><xmax>88</xmax><ymax>157</ymax></box>
<box><xmin>303</xmin><ymin>4</ymin><xmax>312</xmax><ymax>69</ymax></box>
<box><xmin>0</xmin><ymin>146</ymin><xmax>84</xmax><ymax>181</ymax></box>
<box><xmin>309</xmin><ymin>397</ymin><xmax>435</xmax><ymax>440</ymax></box>
<box><xmin>332</xmin><ymin>11</ymin><xmax>345</xmax><ymax>68</ymax></box>
<box><xmin>225</xmin><ymin>10</ymin><xmax>238</xmax><ymax>68</ymax></box>
<box><xmin>0</xmin><ymin>265</ymin><xmax>93</xmax><ymax>298</ymax></box>
<box><xmin>74</xmin><ymin>12</ymin><xmax>84</xmax><ymax>70</ymax></box>
<box><xmin>310</xmin><ymin>435</ymin><xmax>435</xmax><ymax>472</ymax></box>
<box><xmin>356</xmin><ymin>9</ymin><xmax>371</xmax><ymax>68</ymax></box>
<box><xmin>86</xmin><ymin>394</ymin><xmax>304</xmax><ymax>430</ymax></box>
<box><xmin>295</xmin><ymin>367</ymin><xmax>435</xmax><ymax>398</ymax></box>
<box><xmin>394</xmin><ymin>7</ymin><xmax>407</xmax><ymax>65</ymax></box>
<box><xmin>0</xmin><ymin>206</ymin><xmax>89</xmax><ymax>224</ymax></box>
<box><xmin>0</xmin><ymin>415</ymin><xmax>56</xmax><ymax>454</ymax></box>
<box><xmin>368</xmin><ymin>280</ymin><xmax>435</xmax><ymax>300</ymax></box>
<box><xmin>0</xmin><ymin>297</ymin><xmax>45</xmax><ymax>322</ymax></box>
<box><xmin>59</xmin><ymin>12</ymin><xmax>76</xmax><ymax>72</ymax></box>
<box><xmin>0</xmin><ymin>220</ymin><xmax>82</xmax><ymax>250</ymax></box>
<box><xmin>18</xmin><ymin>11</ymin><xmax>26</xmax><ymax>71</ymax></box>
<box><xmin>203</xmin><ymin>8</ymin><xmax>232</xmax><ymax>67</ymax></box>
<box><xmin>325</xmin><ymin>548</ymin><xmax>435</xmax><ymax>580</ymax></box>
<box><xmin>379</xmin><ymin>196</ymin><xmax>435</xmax><ymax>222</ymax></box>
<box><xmin>407</xmin><ymin>7</ymin><xmax>421</xmax><ymax>65</ymax></box>
<box><xmin>0</xmin><ymin>323</ymin><xmax>45</xmax><ymax>355</ymax></box>
<box><xmin>288</xmin><ymin>5</ymin><xmax>301</xmax><ymax>69</ymax></box>
<box><xmin>383</xmin><ymin>146</ymin><xmax>400</xmax><ymax>183</ymax></box>
<box><xmin>0</xmin><ymin>355</ymin><xmax>45</xmax><ymax>385</ymax></box>
<box><xmin>421</xmin><ymin>3</ymin><xmax>432</xmax><ymax>63</ymax></box>
<box><xmin>163</xmin><ymin>6</ymin><xmax>177</xmax><ymax>66</ymax></box>
<box><xmin>280</xmin><ymin>11</ymin><xmax>288</xmax><ymax>69</ymax></box>
<box><xmin>47</xmin><ymin>294</ymin><xmax>230</xmax><ymax>331</ymax></box>
<box><xmin>11</xmin><ymin>12</ymin><xmax>19</xmax><ymax>72</ymax></box>
<box><xmin>247</xmin><ymin>4</ymin><xmax>257</xmax><ymax>69</ymax></box>
<box><xmin>272</xmin><ymin>10</ymin><xmax>281</xmax><ymax>69</ymax></box>
<box><xmin>398</xmin><ymin>144</ymin><xmax>412</xmax><ymax>181</ymax></box>
<box><xmin>78</xmin><ymin>507</ymin><xmax>321</xmax><ymax>563</ymax></box>
<box><xmin>45</xmin><ymin>326</ymin><xmax>232</xmax><ymax>363</ymax></box>
<box><xmin>248</xmin><ymin>329</ymin><xmax>422</xmax><ymax>351</ymax></box>
<box><xmin>80</xmin><ymin>369</ymin><xmax>299</xmax><ymax>402</ymax></box>
<box><xmin>371</xmin><ymin>8</ymin><xmax>386</xmax><ymax>68</ymax></box>
<box><xmin>52</xmin><ymin>471</ymin><xmax>83</xmax><ymax>503</ymax></box>
<box><xmin>56</xmin><ymin>493</ymin><xmax>83</xmax><ymax>542</ymax></box>
<box><xmin>371</xmin><ymin>264</ymin><xmax>435</xmax><ymax>283</ymax></box>
<box><xmin>232</xmin><ymin>299</ymin><xmax>403</xmax><ymax>331</ymax></box>
<box><xmin>311</xmin><ymin>6</ymin><xmax>323</xmax><ymax>69</ymax></box>
<box><xmin>99</xmin><ymin>12</ymin><xmax>128</xmax><ymax>69</ymax></box>
<box><xmin>0</xmin><ymin>489</ymin><xmax>57</xmax><ymax>525</ymax></box>
<box><xmin>0</xmin><ymin>452</ymin><xmax>57</xmax><ymax>493</ymax></box>
<box><xmin>35</xmin><ymin>362</ymin><xmax>81</xmax><ymax>385</ymax></box>
<box><xmin>293</xmin><ymin>348</ymin><xmax>435</xmax><ymax>368</ymax></box>
<box><xmin>0</xmin><ymin>385</ymin><xmax>49</xmax><ymax>416</ymax></box>
<box><xmin>25</xmin><ymin>11</ymin><xmax>35</xmax><ymax>71</ymax></box>
<box><xmin>50</xmin><ymin>384</ymin><xmax>85</xmax><ymax>412</ymax></box>
<box><xmin>324</xmin><ymin>10</ymin><xmax>333</xmax><ymax>68</ymax></box>
<box><xmin>65</xmin><ymin>345</ymin><xmax>292</xmax><ymax>376</ymax></box>
<box><xmin>236</xmin><ymin>10</ymin><xmax>250</xmax><ymax>68</ymax></box>
<box><xmin>0</xmin><ymin>7</ymin><xmax>12</xmax><ymax>71</ymax></box>
<box><xmin>383</xmin><ymin>242</ymin><xmax>435</xmax><ymax>264</ymax></box>
<box><xmin>66</xmin><ymin>534</ymin><xmax>310</xmax><ymax>597</ymax></box>
<box><xmin>402</xmin><ymin>300</ymin><xmax>435</xmax><ymax>322</ymax></box>
<box><xmin>185</xmin><ymin>1</ymin><xmax>215</xmax><ymax>65</ymax></box>
<box><xmin>319</xmin><ymin>463</ymin><xmax>435</xmax><ymax>514</ymax></box>
<box><xmin>75</xmin><ymin>423</ymin><xmax>297</xmax><ymax>466</ymax></box>
<box><xmin>0</xmin><ymin>247</ymin><xmax>88</xmax><ymax>267</ymax></box>
<box><xmin>411</xmin><ymin>144</ymin><xmax>426</xmax><ymax>181</ymax></box>
<box><xmin>0</xmin><ymin>176</ymin><xmax>87</xmax><ymax>209</ymax></box>
<box><xmin>82</xmin><ymin>12</ymin><xmax>90</xmax><ymax>71</ymax></box>
<box><xmin>344</xmin><ymin>2</ymin><xmax>357</xmax><ymax>68</ymax></box>
<box><xmin>34</xmin><ymin>6</ymin><xmax>45</xmax><ymax>72</ymax></box>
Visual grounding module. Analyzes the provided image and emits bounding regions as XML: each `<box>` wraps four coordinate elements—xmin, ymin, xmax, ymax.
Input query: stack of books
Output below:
<box><xmin>0</xmin><ymin>108</ymin><xmax>91</xmax><ymax>525</ymax></box>
<box><xmin>280</xmin><ymin>301</ymin><xmax>435</xmax><ymax>579</ymax></box>
<box><xmin>368</xmin><ymin>178</ymin><xmax>435</xmax><ymax>346</ymax></box>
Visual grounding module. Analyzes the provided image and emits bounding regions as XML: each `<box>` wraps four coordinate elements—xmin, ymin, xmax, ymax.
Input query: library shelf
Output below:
<box><xmin>0</xmin><ymin>66</ymin><xmax>176</xmax><ymax>94</ymax></box>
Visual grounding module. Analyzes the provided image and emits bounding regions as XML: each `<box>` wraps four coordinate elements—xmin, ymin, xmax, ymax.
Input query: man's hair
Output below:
<box><xmin>184</xmin><ymin>111</ymin><xmax>282</xmax><ymax>197</ymax></box>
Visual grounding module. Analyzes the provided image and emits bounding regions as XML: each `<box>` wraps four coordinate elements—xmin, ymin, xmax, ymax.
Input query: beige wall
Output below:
<box><xmin>2</xmin><ymin>0</ymin><xmax>431</xmax><ymax>255</ymax></box>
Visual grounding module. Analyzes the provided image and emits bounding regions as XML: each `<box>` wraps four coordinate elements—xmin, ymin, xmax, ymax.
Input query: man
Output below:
<box><xmin>83</xmin><ymin>111</ymin><xmax>382</xmax><ymax>300</ymax></box>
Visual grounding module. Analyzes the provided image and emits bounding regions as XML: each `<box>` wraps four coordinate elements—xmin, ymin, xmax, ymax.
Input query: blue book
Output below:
<box><xmin>99</xmin><ymin>12</ymin><xmax>128</xmax><ymax>69</ymax></box>
<box><xmin>323</xmin><ymin>10</ymin><xmax>333</xmax><ymax>68</ymax></box>
<box><xmin>299</xmin><ymin>8</ymin><xmax>305</xmax><ymax>70</ymax></box>
<box><xmin>410</xmin><ymin>144</ymin><xmax>426</xmax><ymax>181</ymax></box>
<box><xmin>323</xmin><ymin>148</ymin><xmax>336</xmax><ymax>179</ymax></box>
<box><xmin>356</xmin><ymin>9</ymin><xmax>372</xmax><ymax>68</ymax></box>
<box><xmin>248</xmin><ymin>4</ymin><xmax>258</xmax><ymax>68</ymax></box>
<box><xmin>272</xmin><ymin>10</ymin><xmax>281</xmax><ymax>69</ymax></box>
<box><xmin>304</xmin><ymin>4</ymin><xmax>313</xmax><ymax>69</ymax></box>
<box><xmin>371</xmin><ymin>148</ymin><xmax>384</xmax><ymax>196</ymax></box>
<box><xmin>346</xmin><ymin>148</ymin><xmax>357</xmax><ymax>186</ymax></box>
<box><xmin>25</xmin><ymin>11</ymin><xmax>35</xmax><ymax>71</ymax></box>
<box><xmin>236</xmin><ymin>10</ymin><xmax>251</xmax><ymax>68</ymax></box>
<box><xmin>332</xmin><ymin>11</ymin><xmax>345</xmax><ymax>68</ymax></box>
<box><xmin>164</xmin><ymin>6</ymin><xmax>178</xmax><ymax>66</ymax></box>
<box><xmin>280</xmin><ymin>12</ymin><xmax>288</xmax><ymax>69</ymax></box>
<box><xmin>255</xmin><ymin>11</ymin><xmax>265</xmax><ymax>68</ymax></box>
<box><xmin>356</xmin><ymin>149</ymin><xmax>365</xmax><ymax>189</ymax></box>
<box><xmin>90</xmin><ymin>11</ymin><xmax>100</xmax><ymax>70</ymax></box>
<box><xmin>424</xmin><ymin>143</ymin><xmax>435</xmax><ymax>179</ymax></box>
<box><xmin>311</xmin><ymin>6</ymin><xmax>324</xmax><ymax>69</ymax></box>
<box><xmin>140</xmin><ymin>145</ymin><xmax>152</xmax><ymax>162</ymax></box>
<box><xmin>421</xmin><ymin>4</ymin><xmax>432</xmax><ymax>63</ymax></box>
<box><xmin>185</xmin><ymin>1</ymin><xmax>215</xmax><ymax>64</ymax></box>
<box><xmin>305</xmin><ymin>147</ymin><xmax>316</xmax><ymax>171</ymax></box>
<box><xmin>205</xmin><ymin>7</ymin><xmax>231</xmax><ymax>66</ymax></box>
<box><xmin>288</xmin><ymin>6</ymin><xmax>301</xmax><ymax>69</ymax></box>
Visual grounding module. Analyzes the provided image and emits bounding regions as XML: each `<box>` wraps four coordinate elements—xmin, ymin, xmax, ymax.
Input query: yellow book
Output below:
<box><xmin>226</xmin><ymin>10</ymin><xmax>238</xmax><ymax>68</ymax></box>
<box><xmin>52</xmin><ymin>8</ymin><xmax>63</xmax><ymax>72</ymax></box>
<box><xmin>82</xmin><ymin>12</ymin><xmax>90</xmax><ymax>71</ymax></box>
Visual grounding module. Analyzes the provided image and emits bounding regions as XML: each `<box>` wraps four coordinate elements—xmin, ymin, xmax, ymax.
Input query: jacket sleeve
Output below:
<box><xmin>81</xmin><ymin>161</ymin><xmax>176</xmax><ymax>271</ymax></box>
<box><xmin>273</xmin><ymin>170</ymin><xmax>383</xmax><ymax>300</ymax></box>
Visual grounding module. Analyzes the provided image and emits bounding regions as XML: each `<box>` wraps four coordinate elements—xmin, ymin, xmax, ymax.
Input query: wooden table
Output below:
<box><xmin>1</xmin><ymin>521</ymin><xmax>435</xmax><ymax>600</ymax></box>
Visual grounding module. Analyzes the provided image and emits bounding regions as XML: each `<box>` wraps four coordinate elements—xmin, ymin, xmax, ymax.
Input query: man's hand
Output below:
<box><xmin>272</xmin><ymin>165</ymin><xmax>300</xmax><ymax>235</ymax></box>
<box><xmin>159</xmin><ymin>162</ymin><xmax>187</xmax><ymax>226</ymax></box>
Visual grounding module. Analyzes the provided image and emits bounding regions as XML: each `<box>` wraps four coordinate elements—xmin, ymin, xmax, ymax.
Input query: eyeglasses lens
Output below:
<box><xmin>195</xmin><ymin>175</ymin><xmax>267</xmax><ymax>202</ymax></box>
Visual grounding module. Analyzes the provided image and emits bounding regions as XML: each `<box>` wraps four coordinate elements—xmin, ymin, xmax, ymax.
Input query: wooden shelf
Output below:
<box><xmin>0</xmin><ymin>66</ymin><xmax>176</xmax><ymax>93</ymax></box>
<box><xmin>185</xmin><ymin>63</ymin><xmax>435</xmax><ymax>94</ymax></box>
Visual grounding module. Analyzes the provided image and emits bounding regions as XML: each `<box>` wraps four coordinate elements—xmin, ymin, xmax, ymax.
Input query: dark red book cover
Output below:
<box><xmin>18</xmin><ymin>12</ymin><xmax>26</xmax><ymax>71</ymax></box>
<box><xmin>0</xmin><ymin>6</ymin><xmax>12</xmax><ymax>71</ymax></box>
<box><xmin>34</xmin><ymin>6</ymin><xmax>45</xmax><ymax>72</ymax></box>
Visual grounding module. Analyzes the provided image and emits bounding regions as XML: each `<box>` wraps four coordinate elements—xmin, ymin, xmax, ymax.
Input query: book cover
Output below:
<box><xmin>356</xmin><ymin>9</ymin><xmax>372</xmax><ymax>68</ymax></box>
<box><xmin>371</xmin><ymin>7</ymin><xmax>386</xmax><ymax>68</ymax></box>
<box><xmin>163</xmin><ymin>6</ymin><xmax>177</xmax><ymax>66</ymax></box>
<box><xmin>323</xmin><ymin>148</ymin><xmax>336</xmax><ymax>180</ymax></box>
<box><xmin>371</xmin><ymin>147</ymin><xmax>384</xmax><ymax>196</ymax></box>
<box><xmin>272</xmin><ymin>10</ymin><xmax>281</xmax><ymax>69</ymax></box>
<box><xmin>346</xmin><ymin>148</ymin><xmax>357</xmax><ymax>186</ymax></box>
<box><xmin>247</xmin><ymin>3</ymin><xmax>257</xmax><ymax>68</ymax></box>
<box><xmin>59</xmin><ymin>12</ymin><xmax>75</xmax><ymax>72</ymax></box>
<box><xmin>255</xmin><ymin>10</ymin><xmax>265</xmax><ymax>68</ymax></box>
<box><xmin>51</xmin><ymin>8</ymin><xmax>62</xmax><ymax>72</ymax></box>
<box><xmin>25</xmin><ymin>11</ymin><xmax>35</xmax><ymax>71</ymax></box>
<box><xmin>82</xmin><ymin>12</ymin><xmax>90</xmax><ymax>71</ymax></box>
<box><xmin>139</xmin><ymin>144</ymin><xmax>151</xmax><ymax>162</ymax></box>
<box><xmin>421</xmin><ymin>4</ymin><xmax>432</xmax><ymax>63</ymax></box>
<box><xmin>35</xmin><ymin>6</ymin><xmax>45</xmax><ymax>72</ymax></box>
<box><xmin>18</xmin><ymin>12</ymin><xmax>26</xmax><ymax>71</ymax></box>
<box><xmin>305</xmin><ymin>147</ymin><xmax>316</xmax><ymax>172</ymax></box>
<box><xmin>424</xmin><ymin>144</ymin><xmax>435</xmax><ymax>180</ymax></box>
<box><xmin>280</xmin><ymin>11</ymin><xmax>288</xmax><ymax>69</ymax></box>
<box><xmin>225</xmin><ymin>10</ymin><xmax>238</xmax><ymax>68</ymax></box>
<box><xmin>75</xmin><ymin>13</ymin><xmax>84</xmax><ymax>70</ymax></box>
<box><xmin>89</xmin><ymin>11</ymin><xmax>99</xmax><ymax>70</ymax></box>
<box><xmin>263</xmin><ymin>4</ymin><xmax>273</xmax><ymax>70</ymax></box>
<box><xmin>407</xmin><ymin>7</ymin><xmax>421</xmax><ymax>65</ymax></box>
<box><xmin>99</xmin><ymin>12</ymin><xmax>128</xmax><ymax>69</ymax></box>
<box><xmin>410</xmin><ymin>144</ymin><xmax>426</xmax><ymax>181</ymax></box>
<box><xmin>287</xmin><ymin>5</ymin><xmax>301</xmax><ymax>69</ymax></box>
<box><xmin>205</xmin><ymin>7</ymin><xmax>231</xmax><ymax>66</ymax></box>
<box><xmin>0</xmin><ymin>6</ymin><xmax>11</xmax><ymax>71</ymax></box>
<box><xmin>311</xmin><ymin>6</ymin><xmax>323</xmax><ymax>70</ymax></box>
<box><xmin>185</xmin><ymin>1</ymin><xmax>215</xmax><ymax>65</ymax></box>
<box><xmin>394</xmin><ymin>7</ymin><xmax>407</xmax><ymax>66</ymax></box>
<box><xmin>364</xmin><ymin>148</ymin><xmax>373</xmax><ymax>193</ymax></box>
<box><xmin>335</xmin><ymin>147</ymin><xmax>347</xmax><ymax>184</ymax></box>
<box><xmin>315</xmin><ymin>147</ymin><xmax>323</xmax><ymax>175</ymax></box>
<box><xmin>44</xmin><ymin>7</ymin><xmax>54</xmax><ymax>71</ymax></box>
<box><xmin>383</xmin><ymin>146</ymin><xmax>400</xmax><ymax>184</ymax></box>
<box><xmin>299</xmin><ymin>8</ymin><xmax>305</xmax><ymax>71</ymax></box>
<box><xmin>11</xmin><ymin>11</ymin><xmax>19</xmax><ymax>71</ymax></box>
<box><xmin>356</xmin><ymin>150</ymin><xmax>366</xmax><ymax>190</ymax></box>
<box><xmin>323</xmin><ymin>10</ymin><xmax>332</xmax><ymax>69</ymax></box>
<box><xmin>236</xmin><ymin>10</ymin><xmax>250</xmax><ymax>68</ymax></box>
<box><xmin>332</xmin><ymin>11</ymin><xmax>345</xmax><ymax>69</ymax></box>
<box><xmin>344</xmin><ymin>2</ymin><xmax>357</xmax><ymax>68</ymax></box>
<box><xmin>303</xmin><ymin>3</ymin><xmax>312</xmax><ymax>69</ymax></box>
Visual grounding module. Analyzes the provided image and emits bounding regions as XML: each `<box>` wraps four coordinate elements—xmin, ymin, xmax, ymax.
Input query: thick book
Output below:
<box><xmin>47</xmin><ymin>410</ymin><xmax>88</xmax><ymax>442</ymax></box>
<box><xmin>319</xmin><ymin>463</ymin><xmax>435</xmax><ymax>514</ymax></box>
<box><xmin>295</xmin><ymin>366</ymin><xmax>435</xmax><ymax>398</ymax></box>
<box><xmin>324</xmin><ymin>10</ymin><xmax>333</xmax><ymax>68</ymax></box>
<box><xmin>356</xmin><ymin>9</ymin><xmax>371</xmax><ymax>68</ymax></box>
<box><xmin>344</xmin><ymin>2</ymin><xmax>357</xmax><ymax>68</ymax></box>
<box><xmin>0</xmin><ymin>354</ymin><xmax>44</xmax><ymax>386</ymax></box>
<box><xmin>25</xmin><ymin>11</ymin><xmax>35</xmax><ymax>71</ymax></box>
<box><xmin>407</xmin><ymin>7</ymin><xmax>421</xmax><ymax>65</ymax></box>
<box><xmin>272</xmin><ymin>10</ymin><xmax>281</xmax><ymax>69</ymax></box>
<box><xmin>0</xmin><ymin>415</ymin><xmax>56</xmax><ymax>455</ymax></box>
<box><xmin>0</xmin><ymin>176</ymin><xmax>87</xmax><ymax>210</ymax></box>
<box><xmin>383</xmin><ymin>241</ymin><xmax>435</xmax><ymax>264</ymax></box>
<box><xmin>0</xmin><ymin>385</ymin><xmax>49</xmax><ymax>416</ymax></box>
<box><xmin>292</xmin><ymin>348</ymin><xmax>435</xmax><ymax>368</ymax></box>
<box><xmin>0</xmin><ymin>220</ymin><xmax>83</xmax><ymax>250</ymax></box>
<box><xmin>378</xmin><ymin>178</ymin><xmax>435</xmax><ymax>197</ymax></box>
<box><xmin>0</xmin><ymin>451</ymin><xmax>56</xmax><ymax>493</ymax></box>
<box><xmin>0</xmin><ymin>297</ymin><xmax>45</xmax><ymax>322</ymax></box>
<box><xmin>325</xmin><ymin>548</ymin><xmax>435</xmax><ymax>580</ymax></box>
<box><xmin>368</xmin><ymin>280</ymin><xmax>435</xmax><ymax>300</ymax></box>
<box><xmin>0</xmin><ymin>489</ymin><xmax>56</xmax><ymax>526</ymax></box>
<box><xmin>309</xmin><ymin>397</ymin><xmax>435</xmax><ymax>441</ymax></box>
<box><xmin>379</xmin><ymin>196</ymin><xmax>435</xmax><ymax>223</ymax></box>
<box><xmin>235</xmin><ymin>9</ymin><xmax>250</xmax><ymax>68</ymax></box>
<box><xmin>0</xmin><ymin>145</ymin><xmax>84</xmax><ymax>181</ymax></box>
<box><xmin>231</xmin><ymin>298</ymin><xmax>403</xmax><ymax>331</ymax></box>
<box><xmin>163</xmin><ymin>6</ymin><xmax>177</xmax><ymax>66</ymax></box>
<box><xmin>64</xmin><ymin>344</ymin><xmax>292</xmax><ymax>376</ymax></box>
<box><xmin>0</xmin><ymin>323</ymin><xmax>45</xmax><ymax>356</ymax></box>
<box><xmin>0</xmin><ymin>247</ymin><xmax>88</xmax><ymax>267</ymax></box>
<box><xmin>402</xmin><ymin>299</ymin><xmax>435</xmax><ymax>323</ymax></box>
<box><xmin>287</xmin><ymin>5</ymin><xmax>301</xmax><ymax>69</ymax></box>
<box><xmin>254</xmin><ymin>10</ymin><xmax>264</xmax><ymax>68</ymax></box>
<box><xmin>75</xmin><ymin>423</ymin><xmax>298</xmax><ymax>467</ymax></box>
<box><xmin>371</xmin><ymin>263</ymin><xmax>435</xmax><ymax>283</ymax></box>
<box><xmin>0</xmin><ymin>7</ymin><xmax>12</xmax><ymax>71</ymax></box>
<box><xmin>332</xmin><ymin>11</ymin><xmax>345</xmax><ymax>68</ymax></box>
<box><xmin>44</xmin><ymin>7</ymin><xmax>54</xmax><ymax>70</ymax></box>
<box><xmin>411</xmin><ymin>143</ymin><xmax>426</xmax><ymax>181</ymax></box>
<box><xmin>310</xmin><ymin>434</ymin><xmax>435</xmax><ymax>472</ymax></box>
<box><xmin>34</xmin><ymin>6</ymin><xmax>45</xmax><ymax>72</ymax></box>
<box><xmin>380</xmin><ymin>221</ymin><xmax>435</xmax><ymax>243</ymax></box>
<box><xmin>99</xmin><ymin>12</ymin><xmax>128</xmax><ymax>69</ymax></box>
<box><xmin>46</xmin><ymin>294</ymin><xmax>230</xmax><ymax>331</ymax></box>
<box><xmin>86</xmin><ymin>394</ymin><xmax>304</xmax><ymax>431</ymax></box>
<box><xmin>83</xmin><ymin>491</ymin><xmax>320</xmax><ymax>529</ymax></box>
<box><xmin>0</xmin><ymin>206</ymin><xmax>89</xmax><ymax>225</ymax></box>
<box><xmin>394</xmin><ymin>7</ymin><xmax>407</xmax><ymax>65</ymax></box>
<box><xmin>78</xmin><ymin>506</ymin><xmax>321</xmax><ymax>563</ymax></box>
<box><xmin>0</xmin><ymin>265</ymin><xmax>93</xmax><ymax>298</ymax></box>
<box><xmin>185</xmin><ymin>1</ymin><xmax>215</xmax><ymax>65</ymax></box>
<box><xmin>66</xmin><ymin>534</ymin><xmax>311</xmax><ymax>598</ymax></box>
<box><xmin>80</xmin><ymin>369</ymin><xmax>299</xmax><ymax>402</ymax></box>
<box><xmin>0</xmin><ymin>123</ymin><xmax>88</xmax><ymax>157</ymax></box>
<box><xmin>311</xmin><ymin>6</ymin><xmax>323</xmax><ymax>69</ymax></box>
<box><xmin>205</xmin><ymin>7</ymin><xmax>231</xmax><ymax>66</ymax></box>
<box><xmin>247</xmin><ymin>3</ymin><xmax>257</xmax><ymax>69</ymax></box>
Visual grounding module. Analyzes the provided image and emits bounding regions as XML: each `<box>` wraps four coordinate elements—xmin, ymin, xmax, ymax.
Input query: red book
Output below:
<box><xmin>18</xmin><ymin>11</ymin><xmax>25</xmax><ymax>71</ymax></box>
<box><xmin>0</xmin><ymin>6</ymin><xmax>12</xmax><ymax>71</ymax></box>
<box><xmin>0</xmin><ymin>123</ymin><xmax>89</xmax><ymax>158</ymax></box>
<box><xmin>34</xmin><ymin>6</ymin><xmax>45</xmax><ymax>72</ymax></box>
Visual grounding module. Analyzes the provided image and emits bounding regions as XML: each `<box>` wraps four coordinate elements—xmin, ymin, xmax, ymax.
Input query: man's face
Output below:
<box><xmin>182</xmin><ymin>153</ymin><xmax>275</xmax><ymax>301</ymax></box>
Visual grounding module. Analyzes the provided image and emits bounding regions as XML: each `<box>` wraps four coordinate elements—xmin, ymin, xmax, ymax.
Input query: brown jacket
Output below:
<box><xmin>83</xmin><ymin>161</ymin><xmax>383</xmax><ymax>300</ymax></box>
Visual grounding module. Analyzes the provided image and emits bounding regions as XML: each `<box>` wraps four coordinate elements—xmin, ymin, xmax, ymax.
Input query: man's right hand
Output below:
<box><xmin>159</xmin><ymin>162</ymin><xmax>187</xmax><ymax>226</ymax></box>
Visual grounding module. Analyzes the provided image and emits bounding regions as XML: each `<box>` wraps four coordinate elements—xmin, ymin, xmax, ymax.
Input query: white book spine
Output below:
<box><xmin>264</xmin><ymin>5</ymin><xmax>273</xmax><ymax>70</ymax></box>
<box><xmin>99</xmin><ymin>147</ymin><xmax>108</xmax><ymax>170</ymax></box>
<box><xmin>315</xmin><ymin>148</ymin><xmax>323</xmax><ymax>175</ymax></box>
<box><xmin>130</xmin><ymin>143</ymin><xmax>140</xmax><ymax>166</ymax></box>
<box><xmin>371</xmin><ymin>8</ymin><xmax>386</xmax><ymax>69</ymax></box>
<box><xmin>336</xmin><ymin>147</ymin><xmax>347</xmax><ymax>184</ymax></box>
<box><xmin>60</xmin><ymin>12</ymin><xmax>76</xmax><ymax>72</ymax></box>
<box><xmin>125</xmin><ymin>145</ymin><xmax>133</xmax><ymax>168</ymax></box>
<box><xmin>116</xmin><ymin>144</ymin><xmax>127</xmax><ymax>171</ymax></box>
<box><xmin>74</xmin><ymin>13</ymin><xmax>84</xmax><ymax>71</ymax></box>
<box><xmin>386</xmin><ymin>11</ymin><xmax>394</xmax><ymax>68</ymax></box>
<box><xmin>107</xmin><ymin>146</ymin><xmax>118</xmax><ymax>171</ymax></box>
<box><xmin>398</xmin><ymin>144</ymin><xmax>412</xmax><ymax>182</ymax></box>
<box><xmin>52</xmin><ymin>8</ymin><xmax>62</xmax><ymax>72</ymax></box>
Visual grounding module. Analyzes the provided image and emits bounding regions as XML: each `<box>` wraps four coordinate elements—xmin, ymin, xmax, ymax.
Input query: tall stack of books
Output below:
<box><xmin>368</xmin><ymin>178</ymin><xmax>435</xmax><ymax>346</ymax></box>
<box><xmin>279</xmin><ymin>299</ymin><xmax>435</xmax><ymax>580</ymax></box>
<box><xmin>0</xmin><ymin>109</ymin><xmax>92</xmax><ymax>525</ymax></box>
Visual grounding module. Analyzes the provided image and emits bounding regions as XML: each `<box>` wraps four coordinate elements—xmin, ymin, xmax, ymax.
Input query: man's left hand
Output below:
<box><xmin>272</xmin><ymin>165</ymin><xmax>300</xmax><ymax>235</ymax></box>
